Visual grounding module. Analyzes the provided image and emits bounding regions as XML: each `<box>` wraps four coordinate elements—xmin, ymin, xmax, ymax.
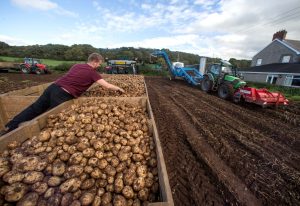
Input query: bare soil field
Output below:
<box><xmin>0</xmin><ymin>73</ymin><xmax>62</xmax><ymax>94</ymax></box>
<box><xmin>145</xmin><ymin>76</ymin><xmax>300</xmax><ymax>206</ymax></box>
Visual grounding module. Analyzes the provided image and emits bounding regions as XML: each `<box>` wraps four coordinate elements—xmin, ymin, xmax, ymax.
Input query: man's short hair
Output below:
<box><xmin>88</xmin><ymin>53</ymin><xmax>103</xmax><ymax>63</ymax></box>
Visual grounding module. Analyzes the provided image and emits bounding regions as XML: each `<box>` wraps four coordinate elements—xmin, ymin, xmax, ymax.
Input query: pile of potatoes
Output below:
<box><xmin>83</xmin><ymin>75</ymin><xmax>146</xmax><ymax>97</ymax></box>
<box><xmin>0</xmin><ymin>98</ymin><xmax>159</xmax><ymax>206</ymax></box>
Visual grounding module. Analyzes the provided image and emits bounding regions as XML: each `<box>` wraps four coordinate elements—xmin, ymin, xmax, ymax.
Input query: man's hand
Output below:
<box><xmin>118</xmin><ymin>88</ymin><xmax>125</xmax><ymax>93</ymax></box>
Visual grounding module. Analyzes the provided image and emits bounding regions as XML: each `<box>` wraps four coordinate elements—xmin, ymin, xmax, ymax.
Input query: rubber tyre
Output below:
<box><xmin>35</xmin><ymin>68</ymin><xmax>43</xmax><ymax>75</ymax></box>
<box><xmin>20</xmin><ymin>64</ymin><xmax>30</xmax><ymax>74</ymax></box>
<box><xmin>201</xmin><ymin>76</ymin><xmax>213</xmax><ymax>92</ymax></box>
<box><xmin>218</xmin><ymin>82</ymin><xmax>234</xmax><ymax>100</ymax></box>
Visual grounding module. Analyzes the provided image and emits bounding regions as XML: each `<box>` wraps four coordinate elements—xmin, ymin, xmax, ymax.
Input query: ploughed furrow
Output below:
<box><xmin>173</xmin><ymin>89</ymin><xmax>300</xmax><ymax>171</ymax></box>
<box><xmin>171</xmin><ymin>92</ymin><xmax>300</xmax><ymax>205</ymax></box>
<box><xmin>145</xmin><ymin>77</ymin><xmax>300</xmax><ymax>206</ymax></box>
<box><xmin>146</xmin><ymin>78</ymin><xmax>240</xmax><ymax>206</ymax></box>
<box><xmin>175</xmin><ymin>79</ymin><xmax>300</xmax><ymax>154</ymax></box>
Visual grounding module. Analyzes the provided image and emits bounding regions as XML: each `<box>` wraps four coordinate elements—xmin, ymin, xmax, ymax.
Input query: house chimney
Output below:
<box><xmin>272</xmin><ymin>30</ymin><xmax>287</xmax><ymax>41</ymax></box>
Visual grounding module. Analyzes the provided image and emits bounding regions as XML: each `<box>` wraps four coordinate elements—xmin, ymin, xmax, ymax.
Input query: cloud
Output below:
<box><xmin>0</xmin><ymin>34</ymin><xmax>31</xmax><ymax>46</ymax></box>
<box><xmin>11</xmin><ymin>0</ymin><xmax>77</xmax><ymax>17</ymax></box>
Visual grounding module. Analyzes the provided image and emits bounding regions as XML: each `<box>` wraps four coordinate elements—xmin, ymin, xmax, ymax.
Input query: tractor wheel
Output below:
<box><xmin>201</xmin><ymin>76</ymin><xmax>213</xmax><ymax>92</ymax></box>
<box><xmin>35</xmin><ymin>68</ymin><xmax>43</xmax><ymax>75</ymax></box>
<box><xmin>218</xmin><ymin>82</ymin><xmax>234</xmax><ymax>100</ymax></box>
<box><xmin>20</xmin><ymin>64</ymin><xmax>30</xmax><ymax>74</ymax></box>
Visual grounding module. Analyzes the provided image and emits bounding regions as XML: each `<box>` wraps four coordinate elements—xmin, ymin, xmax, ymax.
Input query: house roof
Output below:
<box><xmin>284</xmin><ymin>39</ymin><xmax>300</xmax><ymax>52</ymax></box>
<box><xmin>241</xmin><ymin>63</ymin><xmax>300</xmax><ymax>74</ymax></box>
<box><xmin>253</xmin><ymin>39</ymin><xmax>300</xmax><ymax>58</ymax></box>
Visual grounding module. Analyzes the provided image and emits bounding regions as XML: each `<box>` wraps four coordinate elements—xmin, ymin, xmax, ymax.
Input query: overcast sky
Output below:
<box><xmin>0</xmin><ymin>0</ymin><xmax>299</xmax><ymax>60</ymax></box>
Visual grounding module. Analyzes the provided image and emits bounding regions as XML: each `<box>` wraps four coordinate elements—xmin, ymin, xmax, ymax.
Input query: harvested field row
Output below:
<box><xmin>145</xmin><ymin>76</ymin><xmax>300</xmax><ymax>206</ymax></box>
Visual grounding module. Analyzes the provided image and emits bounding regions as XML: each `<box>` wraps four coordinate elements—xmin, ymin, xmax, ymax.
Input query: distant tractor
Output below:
<box><xmin>19</xmin><ymin>58</ymin><xmax>50</xmax><ymax>74</ymax></box>
<box><xmin>201</xmin><ymin>60</ymin><xmax>246</xmax><ymax>100</ymax></box>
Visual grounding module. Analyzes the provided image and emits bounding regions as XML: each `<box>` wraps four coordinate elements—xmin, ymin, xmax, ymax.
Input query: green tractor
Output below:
<box><xmin>201</xmin><ymin>60</ymin><xmax>246</xmax><ymax>100</ymax></box>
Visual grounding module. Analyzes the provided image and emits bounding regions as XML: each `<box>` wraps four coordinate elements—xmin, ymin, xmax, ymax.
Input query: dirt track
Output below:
<box><xmin>145</xmin><ymin>76</ymin><xmax>300</xmax><ymax>206</ymax></box>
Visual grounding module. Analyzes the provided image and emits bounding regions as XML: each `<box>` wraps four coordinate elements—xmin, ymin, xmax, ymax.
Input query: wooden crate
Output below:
<box><xmin>1</xmin><ymin>82</ymin><xmax>51</xmax><ymax>96</ymax></box>
<box><xmin>0</xmin><ymin>97</ymin><xmax>174</xmax><ymax>206</ymax></box>
<box><xmin>0</xmin><ymin>96</ymin><xmax>38</xmax><ymax>130</ymax></box>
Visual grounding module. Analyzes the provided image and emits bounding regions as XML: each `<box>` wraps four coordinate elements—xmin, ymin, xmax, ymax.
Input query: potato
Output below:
<box><xmin>4</xmin><ymin>182</ymin><xmax>28</xmax><ymax>202</ymax></box>
<box><xmin>88</xmin><ymin>157</ymin><xmax>98</xmax><ymax>167</ymax></box>
<box><xmin>82</xmin><ymin>148</ymin><xmax>95</xmax><ymax>158</ymax></box>
<box><xmin>14</xmin><ymin>156</ymin><xmax>40</xmax><ymax>172</ymax></box>
<box><xmin>133</xmin><ymin>177</ymin><xmax>145</xmax><ymax>191</ymax></box>
<box><xmin>44</xmin><ymin>187</ymin><xmax>55</xmax><ymax>199</ymax></box>
<box><xmin>59</xmin><ymin>152</ymin><xmax>70</xmax><ymax>161</ymax></box>
<box><xmin>104</xmin><ymin>165</ymin><xmax>116</xmax><ymax>177</ymax></box>
<box><xmin>61</xmin><ymin>193</ymin><xmax>73</xmax><ymax>206</ymax></box>
<box><xmin>52</xmin><ymin>161</ymin><xmax>66</xmax><ymax>176</ymax></box>
<box><xmin>35</xmin><ymin>159</ymin><xmax>48</xmax><ymax>172</ymax></box>
<box><xmin>95</xmin><ymin>151</ymin><xmax>104</xmax><ymax>159</ymax></box>
<box><xmin>148</xmin><ymin>158</ymin><xmax>157</xmax><ymax>167</ymax></box>
<box><xmin>69</xmin><ymin>152</ymin><xmax>83</xmax><ymax>165</ymax></box>
<box><xmin>122</xmin><ymin>186</ymin><xmax>134</xmax><ymax>199</ymax></box>
<box><xmin>46</xmin><ymin>151</ymin><xmax>58</xmax><ymax>163</ymax></box>
<box><xmin>48</xmin><ymin>193</ymin><xmax>63</xmax><ymax>206</ymax></box>
<box><xmin>31</xmin><ymin>182</ymin><xmax>48</xmax><ymax>194</ymax></box>
<box><xmin>136</xmin><ymin>165</ymin><xmax>147</xmax><ymax>177</ymax></box>
<box><xmin>101</xmin><ymin>192</ymin><xmax>112</xmax><ymax>205</ymax></box>
<box><xmin>132</xmin><ymin>154</ymin><xmax>144</xmax><ymax>162</ymax></box>
<box><xmin>138</xmin><ymin>188</ymin><xmax>149</xmax><ymax>201</ymax></box>
<box><xmin>70</xmin><ymin>200</ymin><xmax>81</xmax><ymax>206</ymax></box>
<box><xmin>65</xmin><ymin>134</ymin><xmax>78</xmax><ymax>145</ymax></box>
<box><xmin>93</xmin><ymin>140</ymin><xmax>104</xmax><ymax>150</ymax></box>
<box><xmin>48</xmin><ymin>176</ymin><xmax>62</xmax><ymax>187</ymax></box>
<box><xmin>3</xmin><ymin>171</ymin><xmax>24</xmax><ymax>184</ymax></box>
<box><xmin>114</xmin><ymin>178</ymin><xmax>124</xmax><ymax>193</ymax></box>
<box><xmin>84</xmin><ymin>166</ymin><xmax>94</xmax><ymax>174</ymax></box>
<box><xmin>23</xmin><ymin>171</ymin><xmax>44</xmax><ymax>184</ymax></box>
<box><xmin>145</xmin><ymin>177</ymin><xmax>154</xmax><ymax>188</ymax></box>
<box><xmin>7</xmin><ymin>141</ymin><xmax>20</xmax><ymax>149</ymax></box>
<box><xmin>64</xmin><ymin>165</ymin><xmax>83</xmax><ymax>178</ymax></box>
<box><xmin>80</xmin><ymin>192</ymin><xmax>95</xmax><ymax>206</ymax></box>
<box><xmin>97</xmin><ymin>188</ymin><xmax>105</xmax><ymax>197</ymax></box>
<box><xmin>97</xmin><ymin>179</ymin><xmax>107</xmax><ymax>188</ymax></box>
<box><xmin>60</xmin><ymin>178</ymin><xmax>81</xmax><ymax>193</ymax></box>
<box><xmin>81</xmin><ymin>178</ymin><xmax>95</xmax><ymax>190</ymax></box>
<box><xmin>118</xmin><ymin>150</ymin><xmax>130</xmax><ymax>162</ymax></box>
<box><xmin>90</xmin><ymin>168</ymin><xmax>102</xmax><ymax>179</ymax></box>
<box><xmin>116</xmin><ymin>162</ymin><xmax>126</xmax><ymax>173</ymax></box>
<box><xmin>112</xmin><ymin>195</ymin><xmax>127</xmax><ymax>206</ymax></box>
<box><xmin>132</xmin><ymin>198</ymin><xmax>141</xmax><ymax>206</ymax></box>
<box><xmin>76</xmin><ymin>142</ymin><xmax>89</xmax><ymax>152</ymax></box>
<box><xmin>110</xmin><ymin>156</ymin><xmax>120</xmax><ymax>167</ymax></box>
<box><xmin>16</xmin><ymin>192</ymin><xmax>39</xmax><ymax>206</ymax></box>
<box><xmin>92</xmin><ymin>195</ymin><xmax>101</xmax><ymax>206</ymax></box>
<box><xmin>38</xmin><ymin>131</ymin><xmax>51</xmax><ymax>142</ymax></box>
<box><xmin>98</xmin><ymin>159</ymin><xmax>108</xmax><ymax>169</ymax></box>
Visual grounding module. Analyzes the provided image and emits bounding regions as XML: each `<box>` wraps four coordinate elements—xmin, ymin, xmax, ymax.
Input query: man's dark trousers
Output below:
<box><xmin>5</xmin><ymin>83</ymin><xmax>74</xmax><ymax>131</ymax></box>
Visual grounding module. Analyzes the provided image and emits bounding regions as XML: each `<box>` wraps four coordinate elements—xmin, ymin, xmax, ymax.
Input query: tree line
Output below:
<box><xmin>0</xmin><ymin>41</ymin><xmax>251</xmax><ymax>68</ymax></box>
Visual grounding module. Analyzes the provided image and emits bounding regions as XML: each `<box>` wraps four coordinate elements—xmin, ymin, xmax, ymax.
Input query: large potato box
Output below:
<box><xmin>0</xmin><ymin>96</ymin><xmax>174</xmax><ymax>206</ymax></box>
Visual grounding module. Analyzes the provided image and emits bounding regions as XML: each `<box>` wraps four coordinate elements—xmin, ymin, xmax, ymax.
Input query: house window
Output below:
<box><xmin>266</xmin><ymin>75</ymin><xmax>278</xmax><ymax>84</ymax></box>
<box><xmin>284</xmin><ymin>75</ymin><xmax>293</xmax><ymax>86</ymax></box>
<box><xmin>284</xmin><ymin>75</ymin><xmax>300</xmax><ymax>87</ymax></box>
<box><xmin>282</xmin><ymin>55</ymin><xmax>291</xmax><ymax>63</ymax></box>
<box><xmin>292</xmin><ymin>76</ymin><xmax>300</xmax><ymax>87</ymax></box>
<box><xmin>256</xmin><ymin>59</ymin><xmax>262</xmax><ymax>66</ymax></box>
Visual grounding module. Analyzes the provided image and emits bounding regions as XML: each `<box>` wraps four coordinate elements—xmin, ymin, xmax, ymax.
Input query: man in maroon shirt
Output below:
<box><xmin>0</xmin><ymin>53</ymin><xmax>124</xmax><ymax>136</ymax></box>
